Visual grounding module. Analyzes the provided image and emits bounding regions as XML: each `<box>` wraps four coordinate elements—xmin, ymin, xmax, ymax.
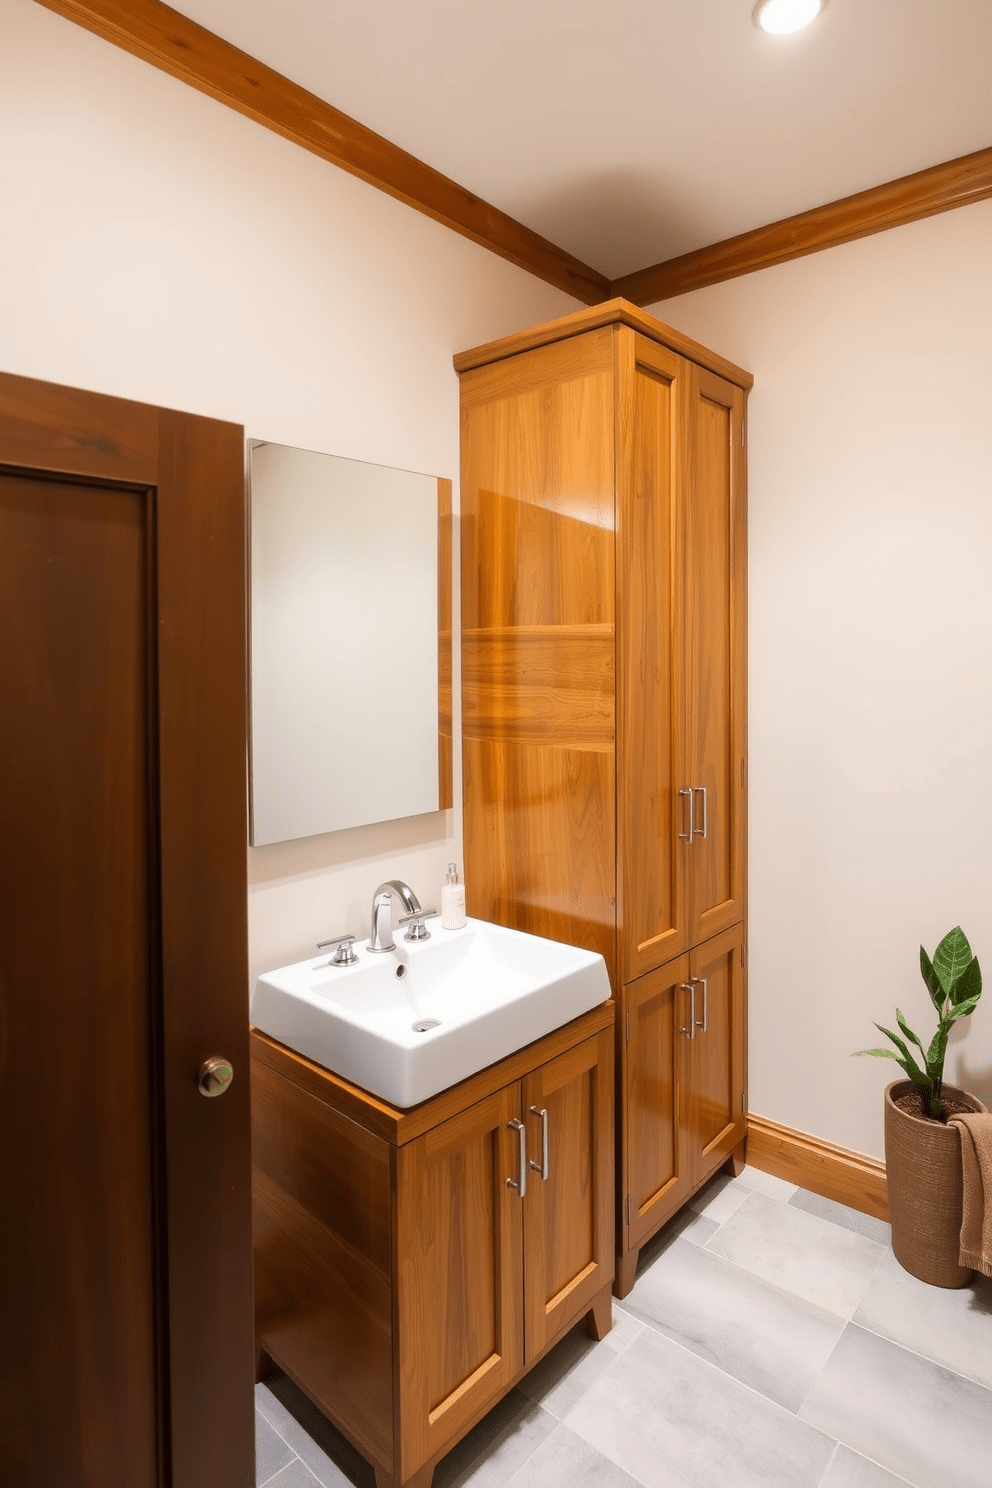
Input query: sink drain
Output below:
<box><xmin>412</xmin><ymin>1019</ymin><xmax>441</xmax><ymax>1033</ymax></box>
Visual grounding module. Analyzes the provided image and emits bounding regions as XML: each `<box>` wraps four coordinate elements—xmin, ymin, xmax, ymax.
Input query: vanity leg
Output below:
<box><xmin>585</xmin><ymin>1283</ymin><xmax>613</xmax><ymax>1342</ymax></box>
<box><xmin>255</xmin><ymin>1343</ymin><xmax>276</xmax><ymax>1384</ymax></box>
<box><xmin>613</xmin><ymin>1248</ymin><xmax>639</xmax><ymax>1301</ymax></box>
<box><xmin>723</xmin><ymin>1142</ymin><xmax>746</xmax><ymax>1179</ymax></box>
<box><xmin>374</xmin><ymin>1466</ymin><xmax>434</xmax><ymax>1488</ymax></box>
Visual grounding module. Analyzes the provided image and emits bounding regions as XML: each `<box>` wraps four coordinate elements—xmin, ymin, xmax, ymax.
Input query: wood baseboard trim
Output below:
<box><xmin>747</xmin><ymin>1114</ymin><xmax>889</xmax><ymax>1223</ymax></box>
<box><xmin>613</xmin><ymin>146</ymin><xmax>992</xmax><ymax>306</ymax></box>
<box><xmin>35</xmin><ymin>0</ymin><xmax>610</xmax><ymax>307</ymax></box>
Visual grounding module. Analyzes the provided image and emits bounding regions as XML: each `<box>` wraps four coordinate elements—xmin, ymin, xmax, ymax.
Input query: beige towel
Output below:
<box><xmin>950</xmin><ymin>1113</ymin><xmax>992</xmax><ymax>1278</ymax></box>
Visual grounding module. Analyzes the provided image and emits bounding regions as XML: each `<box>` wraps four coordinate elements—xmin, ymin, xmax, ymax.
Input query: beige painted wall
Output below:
<box><xmin>651</xmin><ymin>201</ymin><xmax>992</xmax><ymax>1158</ymax></box>
<box><xmin>5</xmin><ymin>0</ymin><xmax>990</xmax><ymax>1161</ymax></box>
<box><xmin>0</xmin><ymin>0</ymin><xmax>579</xmax><ymax>992</ymax></box>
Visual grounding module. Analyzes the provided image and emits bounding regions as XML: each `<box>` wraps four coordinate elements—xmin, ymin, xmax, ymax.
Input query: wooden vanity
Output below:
<box><xmin>251</xmin><ymin>999</ymin><xmax>614</xmax><ymax>1488</ymax></box>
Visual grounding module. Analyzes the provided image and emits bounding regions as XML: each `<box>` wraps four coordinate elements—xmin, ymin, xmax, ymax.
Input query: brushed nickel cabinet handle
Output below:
<box><xmin>198</xmin><ymin>1057</ymin><xmax>234</xmax><ymax>1098</ymax></box>
<box><xmin>529</xmin><ymin>1106</ymin><xmax>550</xmax><ymax>1180</ymax></box>
<box><xmin>678</xmin><ymin>788</ymin><xmax>694</xmax><ymax>845</ymax></box>
<box><xmin>693</xmin><ymin>786</ymin><xmax>708</xmax><ymax>840</ymax></box>
<box><xmin>506</xmin><ymin>1118</ymin><xmax>527</xmax><ymax>1198</ymax></box>
<box><xmin>679</xmin><ymin>983</ymin><xmax>696</xmax><ymax>1040</ymax></box>
<box><xmin>691</xmin><ymin>976</ymin><xmax>708</xmax><ymax>1034</ymax></box>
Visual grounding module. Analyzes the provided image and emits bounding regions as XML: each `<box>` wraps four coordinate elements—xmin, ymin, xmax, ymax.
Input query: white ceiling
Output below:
<box><xmin>173</xmin><ymin>0</ymin><xmax>992</xmax><ymax>280</ymax></box>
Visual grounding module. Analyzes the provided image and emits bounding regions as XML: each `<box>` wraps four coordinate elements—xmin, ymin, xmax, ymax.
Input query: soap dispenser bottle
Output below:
<box><xmin>441</xmin><ymin>862</ymin><xmax>466</xmax><ymax>929</ymax></box>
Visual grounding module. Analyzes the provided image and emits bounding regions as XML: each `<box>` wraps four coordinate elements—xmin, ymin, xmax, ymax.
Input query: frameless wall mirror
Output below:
<box><xmin>248</xmin><ymin>440</ymin><xmax>452</xmax><ymax>846</ymax></box>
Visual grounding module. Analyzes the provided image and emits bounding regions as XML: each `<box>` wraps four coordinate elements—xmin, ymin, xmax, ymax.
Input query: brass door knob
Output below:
<box><xmin>198</xmin><ymin>1057</ymin><xmax>234</xmax><ymax>1098</ymax></box>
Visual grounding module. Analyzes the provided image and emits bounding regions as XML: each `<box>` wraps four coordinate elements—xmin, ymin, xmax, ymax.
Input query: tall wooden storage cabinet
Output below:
<box><xmin>455</xmin><ymin>299</ymin><xmax>751</xmax><ymax>1294</ymax></box>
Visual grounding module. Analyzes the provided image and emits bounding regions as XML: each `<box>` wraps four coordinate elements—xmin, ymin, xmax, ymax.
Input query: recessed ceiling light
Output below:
<box><xmin>753</xmin><ymin>0</ymin><xmax>826</xmax><ymax>35</ymax></box>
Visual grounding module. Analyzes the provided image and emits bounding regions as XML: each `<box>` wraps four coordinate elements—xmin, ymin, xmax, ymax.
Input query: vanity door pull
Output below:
<box><xmin>691</xmin><ymin>976</ymin><xmax>708</xmax><ymax>1034</ymax></box>
<box><xmin>678</xmin><ymin>788</ymin><xmax>694</xmax><ymax>845</ymax></box>
<box><xmin>529</xmin><ymin>1106</ymin><xmax>550</xmax><ymax>1180</ymax></box>
<box><xmin>679</xmin><ymin>983</ymin><xmax>696</xmax><ymax>1040</ymax></box>
<box><xmin>506</xmin><ymin>1119</ymin><xmax>527</xmax><ymax>1198</ymax></box>
<box><xmin>692</xmin><ymin>786</ymin><xmax>708</xmax><ymax>840</ymax></box>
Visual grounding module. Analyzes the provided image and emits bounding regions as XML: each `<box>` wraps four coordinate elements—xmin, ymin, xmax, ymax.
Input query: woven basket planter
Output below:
<box><xmin>884</xmin><ymin>1079</ymin><xmax>987</xmax><ymax>1288</ymax></box>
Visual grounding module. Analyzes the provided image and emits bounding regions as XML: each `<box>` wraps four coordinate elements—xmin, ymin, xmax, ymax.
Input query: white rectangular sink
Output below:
<box><xmin>250</xmin><ymin>917</ymin><xmax>611</xmax><ymax>1107</ymax></box>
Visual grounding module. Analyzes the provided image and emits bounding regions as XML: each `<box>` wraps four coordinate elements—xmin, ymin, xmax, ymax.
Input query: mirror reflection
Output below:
<box><xmin>249</xmin><ymin>440</ymin><xmax>451</xmax><ymax>846</ymax></box>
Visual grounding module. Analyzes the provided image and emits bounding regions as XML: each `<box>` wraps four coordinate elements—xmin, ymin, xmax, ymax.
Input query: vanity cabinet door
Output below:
<box><xmin>521</xmin><ymin>1028</ymin><xmax>614</xmax><ymax>1362</ymax></box>
<box><xmin>686</xmin><ymin>923</ymin><xmax>746</xmax><ymax>1183</ymax></box>
<box><xmin>621</xmin><ymin>956</ymin><xmax>693</xmax><ymax>1265</ymax></box>
<box><xmin>395</xmin><ymin>1085</ymin><xmax>524</xmax><ymax>1480</ymax></box>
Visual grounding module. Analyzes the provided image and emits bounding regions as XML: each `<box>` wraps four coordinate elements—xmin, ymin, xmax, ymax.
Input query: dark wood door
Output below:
<box><xmin>521</xmin><ymin>1027</ymin><xmax>614</xmax><ymax>1360</ymax></box>
<box><xmin>0</xmin><ymin>373</ymin><xmax>253</xmax><ymax>1487</ymax></box>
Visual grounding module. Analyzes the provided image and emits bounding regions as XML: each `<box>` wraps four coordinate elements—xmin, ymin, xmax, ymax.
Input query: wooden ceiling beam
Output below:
<box><xmin>612</xmin><ymin>146</ymin><xmax>992</xmax><ymax>306</ymax></box>
<box><xmin>33</xmin><ymin>3</ymin><xmax>992</xmax><ymax>314</ymax></box>
<box><xmin>35</xmin><ymin>0</ymin><xmax>611</xmax><ymax>307</ymax></box>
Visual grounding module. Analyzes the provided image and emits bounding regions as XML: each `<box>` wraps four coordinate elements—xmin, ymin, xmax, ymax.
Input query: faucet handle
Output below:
<box><xmin>317</xmin><ymin>933</ymin><xmax>360</xmax><ymax>966</ymax></box>
<box><xmin>399</xmin><ymin>908</ymin><xmax>439</xmax><ymax>942</ymax></box>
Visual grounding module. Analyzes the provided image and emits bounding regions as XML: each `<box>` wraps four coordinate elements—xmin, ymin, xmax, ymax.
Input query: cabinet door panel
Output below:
<box><xmin>685</xmin><ymin>366</ymin><xmax>746</xmax><ymax>946</ymax></box>
<box><xmin>522</xmin><ymin>1029</ymin><xmax>614</xmax><ymax>1361</ymax></box>
<box><xmin>396</xmin><ymin>1086</ymin><xmax>523</xmax><ymax>1477</ymax></box>
<box><xmin>623</xmin><ymin>955</ymin><xmax>692</xmax><ymax>1252</ymax></box>
<box><xmin>688</xmin><ymin>925</ymin><xmax>746</xmax><ymax>1180</ymax></box>
<box><xmin>460</xmin><ymin>327</ymin><xmax>620</xmax><ymax>988</ymax></box>
<box><xmin>617</xmin><ymin>331</ymin><xmax>689</xmax><ymax>981</ymax></box>
<box><xmin>460</xmin><ymin>327</ymin><xmax>616</xmax><ymax>631</ymax></box>
<box><xmin>462</xmin><ymin>732</ymin><xmax>617</xmax><ymax>984</ymax></box>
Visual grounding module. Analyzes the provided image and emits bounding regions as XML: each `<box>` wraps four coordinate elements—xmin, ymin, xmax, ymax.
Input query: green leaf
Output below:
<box><xmin>926</xmin><ymin>1023</ymin><xmax>949</xmax><ymax>1080</ymax></box>
<box><xmin>853</xmin><ymin>1047</ymin><xmax>924</xmax><ymax>1088</ymax></box>
<box><xmin>932</xmin><ymin>926</ymin><xmax>973</xmax><ymax>996</ymax></box>
<box><xmin>895</xmin><ymin>1009</ymin><xmax>926</xmax><ymax>1055</ymax></box>
<box><xmin>949</xmin><ymin>955</ymin><xmax>982</xmax><ymax>1008</ymax></box>
<box><xmin>874</xmin><ymin>1024</ymin><xmax>931</xmax><ymax>1092</ymax></box>
<box><xmin>948</xmin><ymin>994</ymin><xmax>982</xmax><ymax>1022</ymax></box>
<box><xmin>920</xmin><ymin>947</ymin><xmax>945</xmax><ymax>1011</ymax></box>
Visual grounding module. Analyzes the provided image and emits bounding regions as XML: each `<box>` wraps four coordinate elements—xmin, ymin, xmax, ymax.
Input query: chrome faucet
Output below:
<box><xmin>368</xmin><ymin>880</ymin><xmax>438</xmax><ymax>953</ymax></box>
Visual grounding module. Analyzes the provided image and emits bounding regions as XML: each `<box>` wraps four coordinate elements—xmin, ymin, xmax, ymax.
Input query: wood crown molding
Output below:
<box><xmin>35</xmin><ymin>0</ymin><xmax>610</xmax><ymax>307</ymax></box>
<box><xmin>614</xmin><ymin>145</ymin><xmax>992</xmax><ymax>305</ymax></box>
<box><xmin>36</xmin><ymin>4</ymin><xmax>991</xmax><ymax>315</ymax></box>
<box><xmin>747</xmin><ymin>1113</ymin><xmax>889</xmax><ymax>1223</ymax></box>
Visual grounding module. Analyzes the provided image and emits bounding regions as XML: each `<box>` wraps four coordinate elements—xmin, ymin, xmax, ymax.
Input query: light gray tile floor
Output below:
<box><xmin>503</xmin><ymin>1424</ymin><xmax>641</xmax><ymax>1488</ymax></box>
<box><xmin>789</xmin><ymin>1186</ymin><xmax>892</xmax><ymax>1246</ymax></box>
<box><xmin>563</xmin><ymin>1325</ymin><xmax>836</xmax><ymax>1488</ymax></box>
<box><xmin>852</xmin><ymin>1247</ymin><xmax>992</xmax><ymax>1390</ymax></box>
<box><xmin>820</xmin><ymin>1444</ymin><xmax>916</xmax><ymax>1488</ymax></box>
<box><xmin>706</xmin><ymin>1190</ymin><xmax>886</xmax><ymax>1319</ymax></box>
<box><xmin>800</xmin><ymin>1325</ymin><xmax>992</xmax><ymax>1488</ymax></box>
<box><xmin>735</xmin><ymin>1161</ymin><xmax>799</xmax><ymax>1203</ymax></box>
<box><xmin>619</xmin><ymin>1234</ymin><xmax>845</xmax><ymax>1412</ymax></box>
<box><xmin>685</xmin><ymin>1170</ymin><xmax>750</xmax><ymax>1223</ymax></box>
<box><xmin>255</xmin><ymin>1168</ymin><xmax>991</xmax><ymax>1488</ymax></box>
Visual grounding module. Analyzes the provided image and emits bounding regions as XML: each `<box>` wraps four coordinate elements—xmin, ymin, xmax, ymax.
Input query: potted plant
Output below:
<box><xmin>856</xmin><ymin>925</ymin><xmax>985</xmax><ymax>1287</ymax></box>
